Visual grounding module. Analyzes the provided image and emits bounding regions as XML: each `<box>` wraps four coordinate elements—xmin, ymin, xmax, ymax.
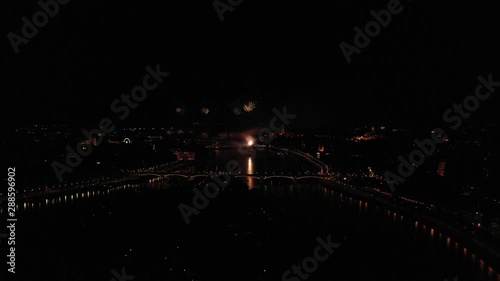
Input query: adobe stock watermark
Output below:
<box><xmin>110</xmin><ymin>267</ymin><xmax>135</xmax><ymax>281</ymax></box>
<box><xmin>7</xmin><ymin>0</ymin><xmax>71</xmax><ymax>54</ymax></box>
<box><xmin>178</xmin><ymin>106</ymin><xmax>297</xmax><ymax>225</ymax></box>
<box><xmin>213</xmin><ymin>0</ymin><xmax>243</xmax><ymax>22</ymax></box>
<box><xmin>51</xmin><ymin>64</ymin><xmax>170</xmax><ymax>182</ymax></box>
<box><xmin>178</xmin><ymin>160</ymin><xmax>242</xmax><ymax>225</ymax></box>
<box><xmin>384</xmin><ymin>74</ymin><xmax>499</xmax><ymax>192</ymax></box>
<box><xmin>282</xmin><ymin>234</ymin><xmax>341</xmax><ymax>281</ymax></box>
<box><xmin>339</xmin><ymin>0</ymin><xmax>405</xmax><ymax>64</ymax></box>
<box><xmin>237</xmin><ymin>106</ymin><xmax>297</xmax><ymax>157</ymax></box>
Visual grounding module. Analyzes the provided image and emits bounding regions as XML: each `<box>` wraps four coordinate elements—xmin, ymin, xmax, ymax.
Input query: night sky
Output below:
<box><xmin>2</xmin><ymin>0</ymin><xmax>499</xmax><ymax>129</ymax></box>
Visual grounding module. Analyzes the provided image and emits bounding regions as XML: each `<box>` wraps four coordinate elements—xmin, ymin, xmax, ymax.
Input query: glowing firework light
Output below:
<box><xmin>233</xmin><ymin>107</ymin><xmax>242</xmax><ymax>115</ymax></box>
<box><xmin>243</xmin><ymin>101</ymin><xmax>256</xmax><ymax>112</ymax></box>
<box><xmin>246</xmin><ymin>136</ymin><xmax>255</xmax><ymax>146</ymax></box>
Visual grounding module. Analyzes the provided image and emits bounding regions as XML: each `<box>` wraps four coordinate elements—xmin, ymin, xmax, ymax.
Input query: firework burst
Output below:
<box><xmin>233</xmin><ymin>107</ymin><xmax>242</xmax><ymax>115</ymax></box>
<box><xmin>243</xmin><ymin>101</ymin><xmax>256</xmax><ymax>112</ymax></box>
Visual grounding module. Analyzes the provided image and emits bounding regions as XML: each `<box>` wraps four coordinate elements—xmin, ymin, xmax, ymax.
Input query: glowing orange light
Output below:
<box><xmin>243</xmin><ymin>101</ymin><xmax>256</xmax><ymax>112</ymax></box>
<box><xmin>246</xmin><ymin>136</ymin><xmax>255</xmax><ymax>146</ymax></box>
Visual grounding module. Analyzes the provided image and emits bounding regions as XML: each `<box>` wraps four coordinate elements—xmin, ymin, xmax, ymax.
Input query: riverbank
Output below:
<box><xmin>324</xmin><ymin>180</ymin><xmax>500</xmax><ymax>280</ymax></box>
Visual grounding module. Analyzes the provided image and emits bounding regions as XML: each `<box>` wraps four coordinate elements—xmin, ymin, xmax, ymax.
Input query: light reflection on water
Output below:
<box><xmin>1</xmin><ymin>150</ymin><xmax>498</xmax><ymax>280</ymax></box>
<box><xmin>247</xmin><ymin>157</ymin><xmax>254</xmax><ymax>190</ymax></box>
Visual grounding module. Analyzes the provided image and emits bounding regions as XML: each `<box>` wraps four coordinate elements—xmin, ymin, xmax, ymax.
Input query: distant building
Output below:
<box><xmin>352</xmin><ymin>125</ymin><xmax>380</xmax><ymax>142</ymax></box>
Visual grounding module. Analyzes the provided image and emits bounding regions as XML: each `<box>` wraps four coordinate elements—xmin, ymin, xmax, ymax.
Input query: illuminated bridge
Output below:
<box><xmin>135</xmin><ymin>171</ymin><xmax>329</xmax><ymax>182</ymax></box>
<box><xmin>270</xmin><ymin>146</ymin><xmax>329</xmax><ymax>174</ymax></box>
<box><xmin>133</xmin><ymin>146</ymin><xmax>330</xmax><ymax>182</ymax></box>
<box><xmin>205</xmin><ymin>145</ymin><xmax>330</xmax><ymax>174</ymax></box>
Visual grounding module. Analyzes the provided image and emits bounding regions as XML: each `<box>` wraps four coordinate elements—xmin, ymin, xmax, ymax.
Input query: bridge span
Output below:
<box><xmin>136</xmin><ymin>172</ymin><xmax>328</xmax><ymax>182</ymax></box>
<box><xmin>205</xmin><ymin>144</ymin><xmax>329</xmax><ymax>174</ymax></box>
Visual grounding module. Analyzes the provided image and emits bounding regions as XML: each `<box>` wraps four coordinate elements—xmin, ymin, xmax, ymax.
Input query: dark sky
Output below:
<box><xmin>2</xmin><ymin>0</ymin><xmax>499</xmax><ymax>129</ymax></box>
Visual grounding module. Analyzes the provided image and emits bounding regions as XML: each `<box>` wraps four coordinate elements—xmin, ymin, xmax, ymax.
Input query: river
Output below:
<box><xmin>4</xmin><ymin>149</ymin><xmax>496</xmax><ymax>281</ymax></box>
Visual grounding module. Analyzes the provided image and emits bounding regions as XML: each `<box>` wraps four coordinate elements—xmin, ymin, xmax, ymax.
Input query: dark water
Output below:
<box><xmin>4</xmin><ymin>150</ymin><xmax>494</xmax><ymax>281</ymax></box>
<box><xmin>185</xmin><ymin>148</ymin><xmax>317</xmax><ymax>169</ymax></box>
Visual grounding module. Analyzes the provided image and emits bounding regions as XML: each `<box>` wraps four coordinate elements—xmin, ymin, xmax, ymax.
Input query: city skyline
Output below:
<box><xmin>2</xmin><ymin>1</ymin><xmax>499</xmax><ymax>280</ymax></box>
